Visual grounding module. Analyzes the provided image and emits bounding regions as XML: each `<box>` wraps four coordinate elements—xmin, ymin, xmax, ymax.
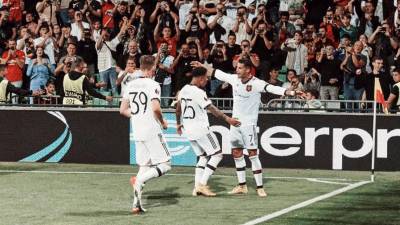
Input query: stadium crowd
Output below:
<box><xmin>0</xmin><ymin>0</ymin><xmax>400</xmax><ymax>109</ymax></box>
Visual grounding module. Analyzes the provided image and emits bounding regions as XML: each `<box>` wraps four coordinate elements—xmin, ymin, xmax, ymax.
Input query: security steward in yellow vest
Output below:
<box><xmin>61</xmin><ymin>59</ymin><xmax>112</xmax><ymax>105</ymax></box>
<box><xmin>0</xmin><ymin>65</ymin><xmax>42</xmax><ymax>103</ymax></box>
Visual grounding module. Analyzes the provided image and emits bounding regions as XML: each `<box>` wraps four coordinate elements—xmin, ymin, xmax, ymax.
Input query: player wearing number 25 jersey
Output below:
<box><xmin>120</xmin><ymin>55</ymin><xmax>171</xmax><ymax>214</ymax></box>
<box><xmin>176</xmin><ymin>67</ymin><xmax>241</xmax><ymax>197</ymax></box>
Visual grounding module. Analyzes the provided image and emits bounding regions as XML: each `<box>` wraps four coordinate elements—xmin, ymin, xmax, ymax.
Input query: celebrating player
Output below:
<box><xmin>191</xmin><ymin>59</ymin><xmax>302</xmax><ymax>197</ymax></box>
<box><xmin>120</xmin><ymin>55</ymin><xmax>171</xmax><ymax>214</ymax></box>
<box><xmin>176</xmin><ymin>67</ymin><xmax>241</xmax><ymax>197</ymax></box>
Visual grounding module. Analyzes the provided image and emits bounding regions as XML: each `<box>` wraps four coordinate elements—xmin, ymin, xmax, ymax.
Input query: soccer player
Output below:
<box><xmin>120</xmin><ymin>55</ymin><xmax>171</xmax><ymax>214</ymax></box>
<box><xmin>191</xmin><ymin>59</ymin><xmax>302</xmax><ymax>197</ymax></box>
<box><xmin>176</xmin><ymin>67</ymin><xmax>241</xmax><ymax>197</ymax></box>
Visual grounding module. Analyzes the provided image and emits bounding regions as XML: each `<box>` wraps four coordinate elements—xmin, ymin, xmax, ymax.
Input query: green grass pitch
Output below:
<box><xmin>0</xmin><ymin>162</ymin><xmax>399</xmax><ymax>225</ymax></box>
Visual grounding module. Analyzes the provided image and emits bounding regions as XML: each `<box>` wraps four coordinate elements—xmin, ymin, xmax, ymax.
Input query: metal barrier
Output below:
<box><xmin>3</xmin><ymin>95</ymin><xmax>396</xmax><ymax>114</ymax></box>
<box><xmin>264</xmin><ymin>98</ymin><xmax>389</xmax><ymax>113</ymax></box>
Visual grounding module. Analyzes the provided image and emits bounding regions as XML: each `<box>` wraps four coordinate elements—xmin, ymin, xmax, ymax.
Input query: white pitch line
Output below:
<box><xmin>0</xmin><ymin>169</ymin><xmax>361</xmax><ymax>182</ymax></box>
<box><xmin>306</xmin><ymin>178</ymin><xmax>351</xmax><ymax>185</ymax></box>
<box><xmin>242</xmin><ymin>180</ymin><xmax>372</xmax><ymax>225</ymax></box>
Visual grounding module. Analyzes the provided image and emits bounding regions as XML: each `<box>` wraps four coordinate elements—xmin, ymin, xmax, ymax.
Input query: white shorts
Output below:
<box><xmin>230</xmin><ymin>125</ymin><xmax>258</xmax><ymax>150</ymax></box>
<box><xmin>190</xmin><ymin>132</ymin><xmax>221</xmax><ymax>156</ymax></box>
<box><xmin>135</xmin><ymin>134</ymin><xmax>171</xmax><ymax>166</ymax></box>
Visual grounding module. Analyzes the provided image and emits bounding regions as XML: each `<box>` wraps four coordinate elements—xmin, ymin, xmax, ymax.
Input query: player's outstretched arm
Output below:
<box><xmin>206</xmin><ymin>104</ymin><xmax>241</xmax><ymax>127</ymax></box>
<box><xmin>120</xmin><ymin>99</ymin><xmax>131</xmax><ymax>118</ymax></box>
<box><xmin>152</xmin><ymin>99</ymin><xmax>168</xmax><ymax>129</ymax></box>
<box><xmin>175</xmin><ymin>99</ymin><xmax>183</xmax><ymax>135</ymax></box>
<box><xmin>190</xmin><ymin>61</ymin><xmax>215</xmax><ymax>77</ymax></box>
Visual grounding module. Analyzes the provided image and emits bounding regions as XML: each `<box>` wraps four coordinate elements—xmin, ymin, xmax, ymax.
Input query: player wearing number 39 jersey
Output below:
<box><xmin>176</xmin><ymin>67</ymin><xmax>241</xmax><ymax>197</ymax></box>
<box><xmin>191</xmin><ymin>59</ymin><xmax>303</xmax><ymax>197</ymax></box>
<box><xmin>120</xmin><ymin>55</ymin><xmax>171</xmax><ymax>214</ymax></box>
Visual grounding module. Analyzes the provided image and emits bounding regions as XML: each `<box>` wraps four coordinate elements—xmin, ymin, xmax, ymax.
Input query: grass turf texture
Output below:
<box><xmin>0</xmin><ymin>162</ymin><xmax>398</xmax><ymax>225</ymax></box>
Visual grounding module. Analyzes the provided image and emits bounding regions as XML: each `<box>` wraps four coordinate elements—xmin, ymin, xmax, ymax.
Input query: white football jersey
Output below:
<box><xmin>123</xmin><ymin>76</ymin><xmax>162</xmax><ymax>141</ymax></box>
<box><xmin>119</xmin><ymin>70</ymin><xmax>142</xmax><ymax>98</ymax></box>
<box><xmin>178</xmin><ymin>84</ymin><xmax>212</xmax><ymax>140</ymax></box>
<box><xmin>215</xmin><ymin>69</ymin><xmax>286</xmax><ymax>125</ymax></box>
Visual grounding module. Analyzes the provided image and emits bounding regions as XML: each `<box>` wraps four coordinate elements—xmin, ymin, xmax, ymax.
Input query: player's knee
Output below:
<box><xmin>232</xmin><ymin>149</ymin><xmax>243</xmax><ymax>158</ymax></box>
<box><xmin>157</xmin><ymin>161</ymin><xmax>171</xmax><ymax>174</ymax></box>
<box><xmin>248</xmin><ymin>149</ymin><xmax>258</xmax><ymax>157</ymax></box>
<box><xmin>196</xmin><ymin>155</ymin><xmax>208</xmax><ymax>167</ymax></box>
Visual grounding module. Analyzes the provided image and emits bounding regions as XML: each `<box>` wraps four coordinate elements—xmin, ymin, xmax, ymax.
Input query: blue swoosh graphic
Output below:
<box><xmin>20</xmin><ymin>127</ymin><xmax>69</xmax><ymax>162</ymax></box>
<box><xmin>46</xmin><ymin>131</ymin><xmax>73</xmax><ymax>163</ymax></box>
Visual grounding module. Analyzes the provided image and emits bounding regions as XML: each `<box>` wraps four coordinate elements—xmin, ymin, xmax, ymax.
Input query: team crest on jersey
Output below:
<box><xmin>246</xmin><ymin>85</ymin><xmax>252</xmax><ymax>92</ymax></box>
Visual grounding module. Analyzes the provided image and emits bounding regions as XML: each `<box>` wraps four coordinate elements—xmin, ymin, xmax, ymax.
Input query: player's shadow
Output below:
<box><xmin>143</xmin><ymin>186</ymin><xmax>180</xmax><ymax>208</ymax></box>
<box><xmin>66</xmin><ymin>210</ymin><xmax>131</xmax><ymax>217</ymax></box>
<box><xmin>207</xmin><ymin>177</ymin><xmax>228</xmax><ymax>193</ymax></box>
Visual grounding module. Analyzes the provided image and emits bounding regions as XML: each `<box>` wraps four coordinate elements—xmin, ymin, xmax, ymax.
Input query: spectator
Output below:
<box><xmin>117</xmin><ymin>39</ymin><xmax>141</xmax><ymax>73</ymax></box>
<box><xmin>251</xmin><ymin>21</ymin><xmax>274</xmax><ymax>78</ymax></box>
<box><xmin>340</xmin><ymin>41</ymin><xmax>367</xmax><ymax>105</ymax></box>
<box><xmin>184</xmin><ymin>5</ymin><xmax>207</xmax><ymax>44</ymax></box>
<box><xmin>261</xmin><ymin>67</ymin><xmax>283</xmax><ymax>104</ymax></box>
<box><xmin>281</xmin><ymin>31</ymin><xmax>308</xmax><ymax>76</ymax></box>
<box><xmin>368</xmin><ymin>22</ymin><xmax>393</xmax><ymax>59</ymax></box>
<box><xmin>207</xmin><ymin>40</ymin><xmax>230</xmax><ymax>95</ymax></box>
<box><xmin>36</xmin><ymin>0</ymin><xmax>59</xmax><ymax>26</ymax></box>
<box><xmin>339</xmin><ymin>14</ymin><xmax>358</xmax><ymax>43</ymax></box>
<box><xmin>154</xmin><ymin>41</ymin><xmax>174</xmax><ymax>107</ymax></box>
<box><xmin>116</xmin><ymin>56</ymin><xmax>137</xmax><ymax>98</ymax></box>
<box><xmin>36</xmin><ymin>79</ymin><xmax>57</xmax><ymax>104</ymax></box>
<box><xmin>363</xmin><ymin>57</ymin><xmax>391</xmax><ymax>102</ymax></box>
<box><xmin>0</xmin><ymin>10</ymin><xmax>17</xmax><ymax>52</ymax></box>
<box><xmin>233</xmin><ymin>39</ymin><xmax>259</xmax><ymax>76</ymax></box>
<box><xmin>26</xmin><ymin>46</ymin><xmax>55</xmax><ymax>103</ymax></box>
<box><xmin>225</xmin><ymin>33</ymin><xmax>241</xmax><ymax>73</ymax></box>
<box><xmin>83</xmin><ymin>0</ymin><xmax>102</xmax><ymax>22</ymax></box>
<box><xmin>314</xmin><ymin>26</ymin><xmax>336</xmax><ymax>50</ymax></box>
<box><xmin>207</xmin><ymin>3</ymin><xmax>234</xmax><ymax>44</ymax></box>
<box><xmin>34</xmin><ymin>23</ymin><xmax>58</xmax><ymax>66</ymax></box>
<box><xmin>316</xmin><ymin>45</ymin><xmax>341</xmax><ymax>101</ymax></box>
<box><xmin>77</xmin><ymin>29</ymin><xmax>97</xmax><ymax>75</ymax></box>
<box><xmin>386</xmin><ymin>68</ymin><xmax>400</xmax><ymax>112</ymax></box>
<box><xmin>2</xmin><ymin>0</ymin><xmax>23</xmax><ymax>24</ymax></box>
<box><xmin>112</xmin><ymin>1</ymin><xmax>130</xmax><ymax>34</ymax></box>
<box><xmin>1</xmin><ymin>39</ymin><xmax>25</xmax><ymax>93</ymax></box>
<box><xmin>232</xmin><ymin>6</ymin><xmax>252</xmax><ymax>45</ymax></box>
<box><xmin>282</xmin><ymin>69</ymin><xmax>298</xmax><ymax>88</ymax></box>
<box><xmin>303</xmin><ymin>68</ymin><xmax>321</xmax><ymax>92</ymax></box>
<box><xmin>154</xmin><ymin>16</ymin><xmax>180</xmax><ymax>57</ymax></box>
<box><xmin>359</xmin><ymin>34</ymin><xmax>373</xmax><ymax>73</ymax></box>
<box><xmin>101</xmin><ymin>0</ymin><xmax>116</xmax><ymax>30</ymax></box>
<box><xmin>275</xmin><ymin>11</ymin><xmax>296</xmax><ymax>42</ymax></box>
<box><xmin>71</xmin><ymin>10</ymin><xmax>90</xmax><ymax>41</ymax></box>
<box><xmin>96</xmin><ymin>24</ymin><xmax>127</xmax><ymax>95</ymax></box>
<box><xmin>304</xmin><ymin>89</ymin><xmax>323</xmax><ymax>110</ymax></box>
<box><xmin>24</xmin><ymin>12</ymin><xmax>38</xmax><ymax>35</ymax></box>
<box><xmin>319</xmin><ymin>7</ymin><xmax>339</xmax><ymax>45</ymax></box>
<box><xmin>171</xmin><ymin>43</ymin><xmax>193</xmax><ymax>94</ymax></box>
<box><xmin>150</xmin><ymin>1</ymin><xmax>179</xmax><ymax>33</ymax></box>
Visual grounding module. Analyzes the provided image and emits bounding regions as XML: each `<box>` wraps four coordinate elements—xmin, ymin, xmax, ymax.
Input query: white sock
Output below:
<box><xmin>200</xmin><ymin>152</ymin><xmax>222</xmax><ymax>185</ymax></box>
<box><xmin>195</xmin><ymin>156</ymin><xmax>207</xmax><ymax>187</ymax></box>
<box><xmin>234</xmin><ymin>156</ymin><xmax>246</xmax><ymax>185</ymax></box>
<box><xmin>249</xmin><ymin>155</ymin><xmax>263</xmax><ymax>188</ymax></box>
<box><xmin>136</xmin><ymin>162</ymin><xmax>171</xmax><ymax>189</ymax></box>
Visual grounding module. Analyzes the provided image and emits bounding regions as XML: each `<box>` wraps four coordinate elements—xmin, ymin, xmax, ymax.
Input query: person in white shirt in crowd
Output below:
<box><xmin>281</xmin><ymin>30</ymin><xmax>308</xmax><ymax>76</ymax></box>
<box><xmin>96</xmin><ymin>21</ymin><xmax>128</xmax><ymax>95</ymax></box>
<box><xmin>207</xmin><ymin>3</ymin><xmax>234</xmax><ymax>44</ymax></box>
<box><xmin>70</xmin><ymin>10</ymin><xmax>90</xmax><ymax>41</ymax></box>
<box><xmin>176</xmin><ymin>66</ymin><xmax>241</xmax><ymax>197</ymax></box>
<box><xmin>191</xmin><ymin>59</ymin><xmax>303</xmax><ymax>197</ymax></box>
<box><xmin>153</xmin><ymin>41</ymin><xmax>174</xmax><ymax>107</ymax></box>
<box><xmin>34</xmin><ymin>23</ymin><xmax>58</xmax><ymax>66</ymax></box>
<box><xmin>232</xmin><ymin>6</ymin><xmax>252</xmax><ymax>44</ymax></box>
<box><xmin>116</xmin><ymin>56</ymin><xmax>139</xmax><ymax>98</ymax></box>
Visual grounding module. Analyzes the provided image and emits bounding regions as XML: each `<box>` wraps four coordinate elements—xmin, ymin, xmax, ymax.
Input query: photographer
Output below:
<box><xmin>71</xmin><ymin>10</ymin><xmax>90</xmax><ymax>41</ymax></box>
<box><xmin>154</xmin><ymin>15</ymin><xmax>180</xmax><ymax>57</ymax></box>
<box><xmin>340</xmin><ymin>41</ymin><xmax>367</xmax><ymax>103</ymax></box>
<box><xmin>207</xmin><ymin>3</ymin><xmax>234</xmax><ymax>44</ymax></box>
<box><xmin>185</xmin><ymin>5</ymin><xmax>207</xmax><ymax>41</ymax></box>
<box><xmin>154</xmin><ymin>41</ymin><xmax>174</xmax><ymax>107</ymax></box>
<box><xmin>275</xmin><ymin>11</ymin><xmax>296</xmax><ymax>42</ymax></box>
<box><xmin>251</xmin><ymin>21</ymin><xmax>274</xmax><ymax>79</ymax></box>
<box><xmin>319</xmin><ymin>7</ymin><xmax>339</xmax><ymax>45</ymax></box>
<box><xmin>316</xmin><ymin>45</ymin><xmax>341</xmax><ymax>101</ymax></box>
<box><xmin>281</xmin><ymin>31</ymin><xmax>308</xmax><ymax>76</ymax></box>
<box><xmin>232</xmin><ymin>6</ymin><xmax>252</xmax><ymax>44</ymax></box>
<box><xmin>232</xmin><ymin>40</ymin><xmax>259</xmax><ymax>76</ymax></box>
<box><xmin>34</xmin><ymin>23</ymin><xmax>58</xmax><ymax>66</ymax></box>
<box><xmin>207</xmin><ymin>40</ymin><xmax>230</xmax><ymax>95</ymax></box>
<box><xmin>36</xmin><ymin>0</ymin><xmax>59</xmax><ymax>26</ymax></box>
<box><xmin>368</xmin><ymin>22</ymin><xmax>393</xmax><ymax>59</ymax></box>
<box><xmin>171</xmin><ymin>43</ymin><xmax>193</xmax><ymax>94</ymax></box>
<box><xmin>150</xmin><ymin>1</ymin><xmax>179</xmax><ymax>33</ymax></box>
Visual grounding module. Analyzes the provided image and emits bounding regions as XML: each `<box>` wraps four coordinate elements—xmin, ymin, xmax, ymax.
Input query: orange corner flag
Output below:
<box><xmin>374</xmin><ymin>77</ymin><xmax>389</xmax><ymax>114</ymax></box>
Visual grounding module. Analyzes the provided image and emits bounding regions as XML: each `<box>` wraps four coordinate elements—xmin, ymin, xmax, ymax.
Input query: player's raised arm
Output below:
<box><xmin>206</xmin><ymin>104</ymin><xmax>241</xmax><ymax>127</ymax></box>
<box><xmin>190</xmin><ymin>61</ymin><xmax>236</xmax><ymax>84</ymax></box>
